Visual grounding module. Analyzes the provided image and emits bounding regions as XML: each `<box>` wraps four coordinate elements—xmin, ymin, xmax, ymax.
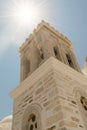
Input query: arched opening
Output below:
<box><xmin>22</xmin><ymin>104</ymin><xmax>42</xmax><ymax>130</ymax></box>
<box><xmin>27</xmin><ymin>114</ymin><xmax>38</xmax><ymax>130</ymax></box>
<box><xmin>74</xmin><ymin>88</ymin><xmax>87</xmax><ymax>129</ymax></box>
<box><xmin>39</xmin><ymin>48</ymin><xmax>44</xmax><ymax>60</ymax></box>
<box><xmin>53</xmin><ymin>46</ymin><xmax>60</xmax><ymax>60</ymax></box>
<box><xmin>80</xmin><ymin>96</ymin><xmax>87</xmax><ymax>111</ymax></box>
<box><xmin>25</xmin><ymin>58</ymin><xmax>30</xmax><ymax>78</ymax></box>
<box><xmin>66</xmin><ymin>54</ymin><xmax>74</xmax><ymax>68</ymax></box>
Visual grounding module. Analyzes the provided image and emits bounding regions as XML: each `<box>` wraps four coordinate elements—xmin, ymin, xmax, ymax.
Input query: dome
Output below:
<box><xmin>0</xmin><ymin>115</ymin><xmax>12</xmax><ymax>123</ymax></box>
<box><xmin>0</xmin><ymin>115</ymin><xmax>12</xmax><ymax>130</ymax></box>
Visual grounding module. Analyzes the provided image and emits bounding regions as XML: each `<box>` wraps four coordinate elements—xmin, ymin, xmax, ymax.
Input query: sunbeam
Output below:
<box><xmin>7</xmin><ymin>0</ymin><xmax>48</xmax><ymax>29</ymax></box>
<box><xmin>0</xmin><ymin>0</ymin><xmax>49</xmax><ymax>46</ymax></box>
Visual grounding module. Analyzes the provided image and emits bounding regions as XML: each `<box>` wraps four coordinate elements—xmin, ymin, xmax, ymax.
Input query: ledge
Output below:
<box><xmin>10</xmin><ymin>57</ymin><xmax>87</xmax><ymax>99</ymax></box>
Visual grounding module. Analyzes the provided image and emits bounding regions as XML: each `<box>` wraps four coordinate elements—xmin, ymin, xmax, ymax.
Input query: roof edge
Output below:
<box><xmin>19</xmin><ymin>20</ymin><xmax>72</xmax><ymax>52</ymax></box>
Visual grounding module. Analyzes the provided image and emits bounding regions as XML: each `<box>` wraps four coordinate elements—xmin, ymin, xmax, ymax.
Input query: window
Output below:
<box><xmin>40</xmin><ymin>48</ymin><xmax>44</xmax><ymax>60</ymax></box>
<box><xmin>66</xmin><ymin>54</ymin><xmax>74</xmax><ymax>68</ymax></box>
<box><xmin>80</xmin><ymin>96</ymin><xmax>87</xmax><ymax>111</ymax></box>
<box><xmin>22</xmin><ymin>104</ymin><xmax>42</xmax><ymax>130</ymax></box>
<box><xmin>54</xmin><ymin>47</ymin><xmax>58</xmax><ymax>56</ymax></box>
<box><xmin>53</xmin><ymin>46</ymin><xmax>60</xmax><ymax>60</ymax></box>
<box><xmin>27</xmin><ymin>114</ymin><xmax>38</xmax><ymax>130</ymax></box>
<box><xmin>25</xmin><ymin>59</ymin><xmax>30</xmax><ymax>78</ymax></box>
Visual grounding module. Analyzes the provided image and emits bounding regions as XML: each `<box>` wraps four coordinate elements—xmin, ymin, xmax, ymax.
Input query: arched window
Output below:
<box><xmin>27</xmin><ymin>114</ymin><xmax>38</xmax><ymax>130</ymax></box>
<box><xmin>39</xmin><ymin>48</ymin><xmax>44</xmax><ymax>60</ymax></box>
<box><xmin>66</xmin><ymin>54</ymin><xmax>74</xmax><ymax>68</ymax></box>
<box><xmin>24</xmin><ymin>58</ymin><xmax>30</xmax><ymax>79</ymax></box>
<box><xmin>22</xmin><ymin>104</ymin><xmax>42</xmax><ymax>130</ymax></box>
<box><xmin>74</xmin><ymin>89</ymin><xmax>87</xmax><ymax>129</ymax></box>
<box><xmin>80</xmin><ymin>96</ymin><xmax>87</xmax><ymax>111</ymax></box>
<box><xmin>53</xmin><ymin>46</ymin><xmax>60</xmax><ymax>60</ymax></box>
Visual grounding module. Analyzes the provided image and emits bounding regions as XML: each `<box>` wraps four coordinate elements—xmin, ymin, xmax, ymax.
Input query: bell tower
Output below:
<box><xmin>11</xmin><ymin>21</ymin><xmax>87</xmax><ymax>130</ymax></box>
<box><xmin>20</xmin><ymin>21</ymin><xmax>81</xmax><ymax>81</ymax></box>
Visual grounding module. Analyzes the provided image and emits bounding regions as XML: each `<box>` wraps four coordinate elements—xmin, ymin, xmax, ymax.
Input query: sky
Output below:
<box><xmin>0</xmin><ymin>0</ymin><xmax>87</xmax><ymax>120</ymax></box>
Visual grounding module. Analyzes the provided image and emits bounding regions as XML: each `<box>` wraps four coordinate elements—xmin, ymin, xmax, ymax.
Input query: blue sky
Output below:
<box><xmin>0</xmin><ymin>0</ymin><xmax>87</xmax><ymax>120</ymax></box>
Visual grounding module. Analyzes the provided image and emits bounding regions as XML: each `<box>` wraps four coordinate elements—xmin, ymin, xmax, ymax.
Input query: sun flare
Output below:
<box><xmin>6</xmin><ymin>0</ymin><xmax>48</xmax><ymax>30</ymax></box>
<box><xmin>13</xmin><ymin>4</ymin><xmax>39</xmax><ymax>25</ymax></box>
<box><xmin>12</xmin><ymin>2</ymin><xmax>40</xmax><ymax>27</ymax></box>
<box><xmin>3</xmin><ymin>0</ymin><xmax>48</xmax><ymax>45</ymax></box>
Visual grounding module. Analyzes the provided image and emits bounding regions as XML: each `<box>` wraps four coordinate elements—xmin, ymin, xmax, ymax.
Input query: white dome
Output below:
<box><xmin>0</xmin><ymin>115</ymin><xmax>12</xmax><ymax>130</ymax></box>
<box><xmin>0</xmin><ymin>115</ymin><xmax>12</xmax><ymax>123</ymax></box>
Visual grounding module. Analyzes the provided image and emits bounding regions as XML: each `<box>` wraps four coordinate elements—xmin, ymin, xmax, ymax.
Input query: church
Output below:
<box><xmin>1</xmin><ymin>21</ymin><xmax>87</xmax><ymax>130</ymax></box>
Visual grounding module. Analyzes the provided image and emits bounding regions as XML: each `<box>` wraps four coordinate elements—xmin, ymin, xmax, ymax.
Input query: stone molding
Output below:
<box><xmin>10</xmin><ymin>57</ymin><xmax>87</xmax><ymax>99</ymax></box>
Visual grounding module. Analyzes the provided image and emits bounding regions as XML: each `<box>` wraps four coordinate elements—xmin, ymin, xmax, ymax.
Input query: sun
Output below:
<box><xmin>14</xmin><ymin>4</ymin><xmax>40</xmax><ymax>27</ymax></box>
<box><xmin>11</xmin><ymin>1</ymin><xmax>40</xmax><ymax>27</ymax></box>
<box><xmin>15</xmin><ymin>6</ymin><xmax>34</xmax><ymax>25</ymax></box>
<box><xmin>6</xmin><ymin>0</ymin><xmax>49</xmax><ymax>30</ymax></box>
<box><xmin>3</xmin><ymin>0</ymin><xmax>48</xmax><ymax>45</ymax></box>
